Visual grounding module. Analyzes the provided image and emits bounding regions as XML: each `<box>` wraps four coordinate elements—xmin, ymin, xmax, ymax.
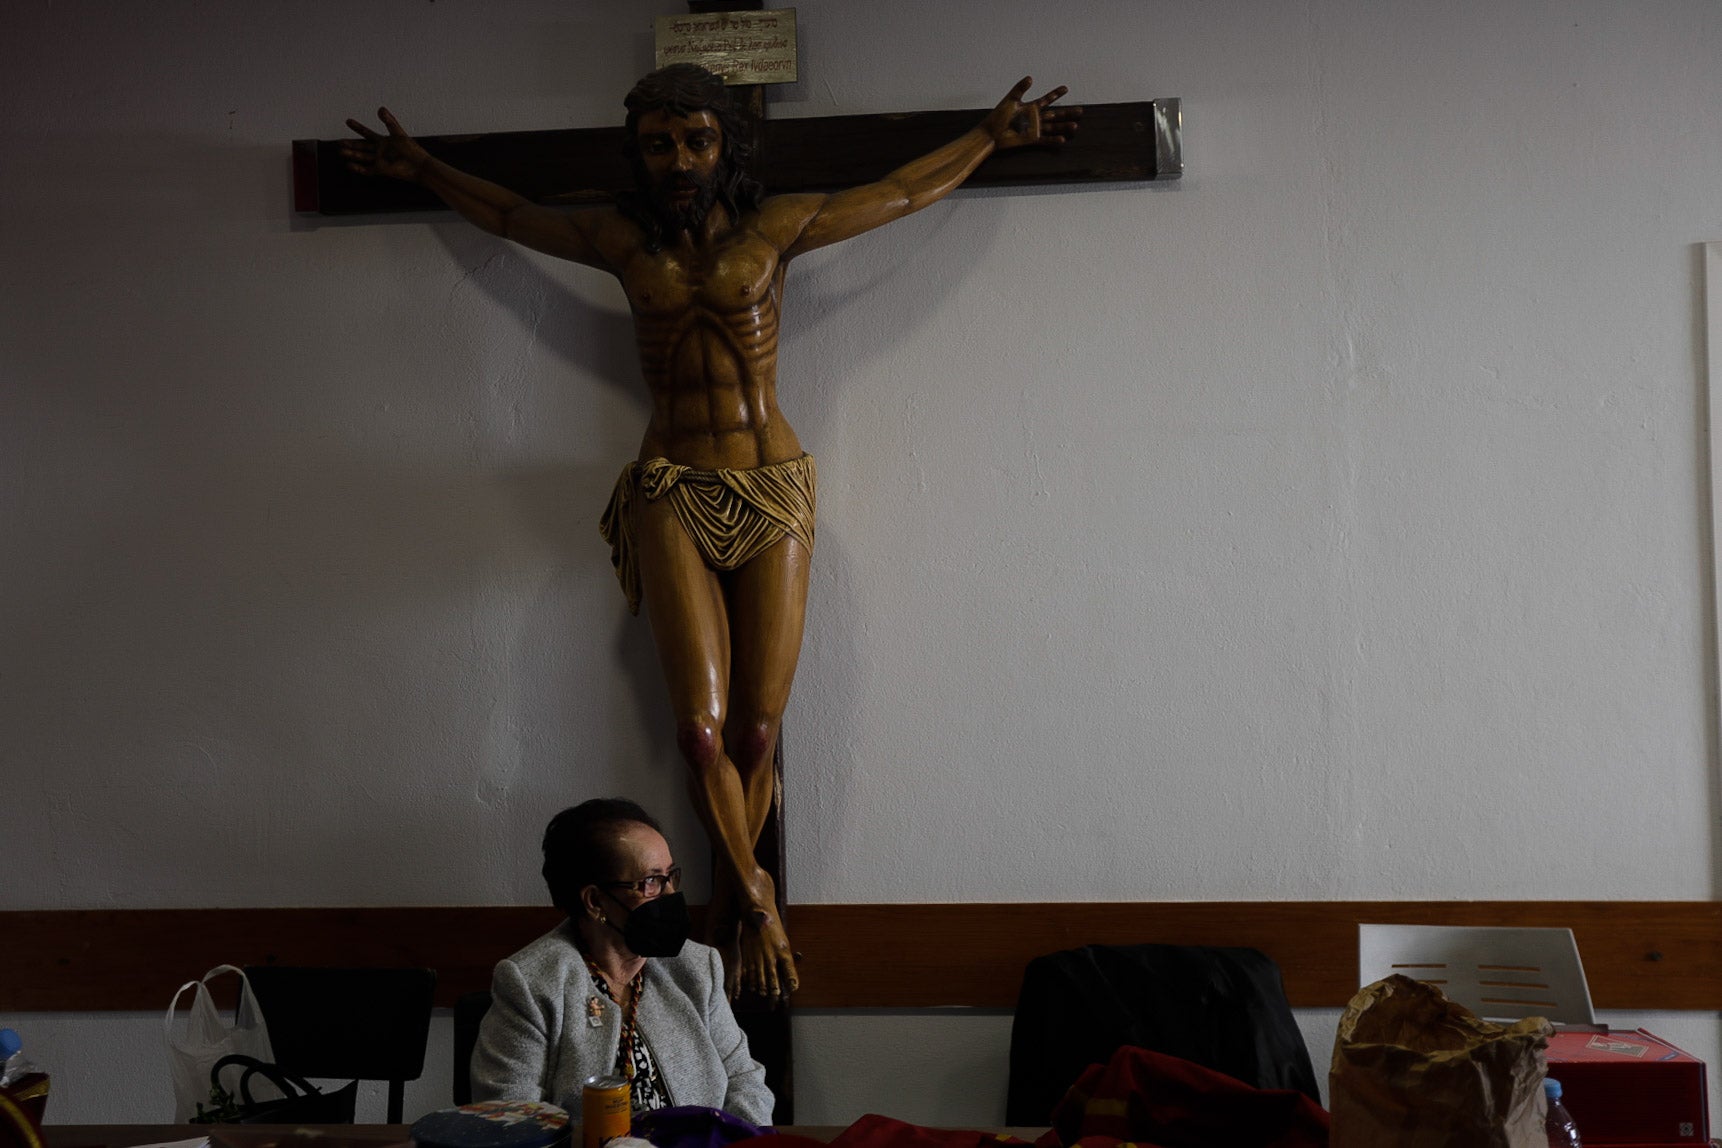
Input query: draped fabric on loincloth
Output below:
<box><xmin>600</xmin><ymin>453</ymin><xmax>817</xmax><ymax>615</ymax></box>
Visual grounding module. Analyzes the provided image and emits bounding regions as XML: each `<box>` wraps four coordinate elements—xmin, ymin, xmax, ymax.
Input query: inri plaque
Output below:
<box><xmin>654</xmin><ymin>9</ymin><xmax>798</xmax><ymax>86</ymax></box>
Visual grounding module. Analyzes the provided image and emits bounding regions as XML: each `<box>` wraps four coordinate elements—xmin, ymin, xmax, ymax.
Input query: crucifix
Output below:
<box><xmin>297</xmin><ymin>2</ymin><xmax>1178</xmax><ymax>1123</ymax></box>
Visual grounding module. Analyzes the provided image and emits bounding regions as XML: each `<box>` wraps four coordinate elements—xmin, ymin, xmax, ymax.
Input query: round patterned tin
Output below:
<box><xmin>411</xmin><ymin>1099</ymin><xmax>571</xmax><ymax>1148</ymax></box>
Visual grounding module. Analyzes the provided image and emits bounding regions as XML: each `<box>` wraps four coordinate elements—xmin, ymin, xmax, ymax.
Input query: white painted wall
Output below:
<box><xmin>5</xmin><ymin>0</ymin><xmax>1721</xmax><ymax>1129</ymax></box>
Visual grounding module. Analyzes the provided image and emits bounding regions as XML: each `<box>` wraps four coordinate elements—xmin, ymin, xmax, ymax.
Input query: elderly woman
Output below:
<box><xmin>471</xmin><ymin>799</ymin><xmax>772</xmax><ymax>1122</ymax></box>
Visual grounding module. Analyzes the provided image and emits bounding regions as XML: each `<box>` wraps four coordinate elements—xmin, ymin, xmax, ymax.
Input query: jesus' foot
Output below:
<box><xmin>731</xmin><ymin>870</ymin><xmax>798</xmax><ymax>1001</ymax></box>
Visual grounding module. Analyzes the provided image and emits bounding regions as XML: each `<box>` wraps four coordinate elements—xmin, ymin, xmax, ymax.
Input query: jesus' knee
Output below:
<box><xmin>675</xmin><ymin>714</ymin><xmax>726</xmax><ymax>777</ymax></box>
<box><xmin>726</xmin><ymin>715</ymin><xmax>780</xmax><ymax>780</ymax></box>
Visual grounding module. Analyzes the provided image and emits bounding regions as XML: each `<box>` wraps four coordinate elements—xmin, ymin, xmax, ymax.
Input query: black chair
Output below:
<box><xmin>243</xmin><ymin>965</ymin><xmax>438</xmax><ymax>1123</ymax></box>
<box><xmin>451</xmin><ymin>990</ymin><xmax>493</xmax><ymax>1106</ymax></box>
<box><xmin>1006</xmin><ymin>943</ymin><xmax>1319</xmax><ymax>1126</ymax></box>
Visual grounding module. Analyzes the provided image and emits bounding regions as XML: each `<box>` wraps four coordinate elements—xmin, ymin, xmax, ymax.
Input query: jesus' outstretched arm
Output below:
<box><xmin>341</xmin><ymin>107</ymin><xmax>614</xmax><ymax>269</ymax></box>
<box><xmin>761</xmin><ymin>77</ymin><xmax>1080</xmax><ymax>259</ymax></box>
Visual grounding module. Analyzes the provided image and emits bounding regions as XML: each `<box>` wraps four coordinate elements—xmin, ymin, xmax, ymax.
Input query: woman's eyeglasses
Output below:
<box><xmin>601</xmin><ymin>866</ymin><xmax>682</xmax><ymax>898</ymax></box>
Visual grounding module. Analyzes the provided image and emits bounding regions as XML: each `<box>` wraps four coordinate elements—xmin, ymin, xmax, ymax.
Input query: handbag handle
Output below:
<box><xmin>209</xmin><ymin>1054</ymin><xmax>319</xmax><ymax>1107</ymax></box>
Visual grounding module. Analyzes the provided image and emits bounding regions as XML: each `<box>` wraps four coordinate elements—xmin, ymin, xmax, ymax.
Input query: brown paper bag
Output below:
<box><xmin>1329</xmin><ymin>973</ymin><xmax>1551</xmax><ymax>1147</ymax></box>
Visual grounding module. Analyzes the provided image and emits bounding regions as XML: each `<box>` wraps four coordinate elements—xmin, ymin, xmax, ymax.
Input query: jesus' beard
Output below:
<box><xmin>650</xmin><ymin>172</ymin><xmax>721</xmax><ymax>235</ymax></box>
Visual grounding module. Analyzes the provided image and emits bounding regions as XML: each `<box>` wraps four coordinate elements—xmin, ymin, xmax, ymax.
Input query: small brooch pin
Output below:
<box><xmin>586</xmin><ymin>994</ymin><xmax>604</xmax><ymax>1028</ymax></box>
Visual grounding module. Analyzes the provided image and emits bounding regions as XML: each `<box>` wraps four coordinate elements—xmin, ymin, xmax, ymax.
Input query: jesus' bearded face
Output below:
<box><xmin>635</xmin><ymin>109</ymin><xmax>724</xmax><ymax>234</ymax></box>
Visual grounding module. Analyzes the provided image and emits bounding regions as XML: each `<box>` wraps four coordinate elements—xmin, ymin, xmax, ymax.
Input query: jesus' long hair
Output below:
<box><xmin>617</xmin><ymin>64</ymin><xmax>765</xmax><ymax>253</ymax></box>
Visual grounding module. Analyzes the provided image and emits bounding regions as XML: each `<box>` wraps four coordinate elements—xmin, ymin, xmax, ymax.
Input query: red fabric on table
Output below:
<box><xmin>729</xmin><ymin>1046</ymin><xmax>1328</xmax><ymax>1148</ymax></box>
<box><xmin>1037</xmin><ymin>1045</ymin><xmax>1330</xmax><ymax>1148</ymax></box>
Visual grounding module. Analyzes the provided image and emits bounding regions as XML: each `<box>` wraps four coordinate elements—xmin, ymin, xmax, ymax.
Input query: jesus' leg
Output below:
<box><xmin>632</xmin><ymin>496</ymin><xmax>799</xmax><ymax>998</ymax></box>
<box><xmin>721</xmin><ymin>534</ymin><xmax>810</xmax><ymax>1000</ymax></box>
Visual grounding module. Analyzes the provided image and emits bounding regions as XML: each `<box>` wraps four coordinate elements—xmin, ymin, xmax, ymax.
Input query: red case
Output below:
<box><xmin>1545</xmin><ymin>1028</ymin><xmax>1709</xmax><ymax>1145</ymax></box>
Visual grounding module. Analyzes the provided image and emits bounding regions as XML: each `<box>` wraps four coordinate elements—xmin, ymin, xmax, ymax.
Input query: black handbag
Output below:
<box><xmin>197</xmin><ymin>1054</ymin><xmax>358</xmax><ymax>1124</ymax></box>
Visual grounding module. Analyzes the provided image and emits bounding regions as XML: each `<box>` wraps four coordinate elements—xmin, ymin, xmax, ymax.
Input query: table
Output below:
<box><xmin>46</xmin><ymin>1130</ymin><xmax>410</xmax><ymax>1148</ymax></box>
<box><xmin>42</xmin><ymin>1127</ymin><xmax>874</xmax><ymax>1148</ymax></box>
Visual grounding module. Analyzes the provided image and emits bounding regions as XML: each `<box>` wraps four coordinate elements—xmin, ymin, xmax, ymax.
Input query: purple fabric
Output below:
<box><xmin>631</xmin><ymin>1104</ymin><xmax>769</xmax><ymax>1148</ymax></box>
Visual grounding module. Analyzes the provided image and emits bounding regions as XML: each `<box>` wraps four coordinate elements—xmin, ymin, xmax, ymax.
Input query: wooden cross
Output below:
<box><xmin>292</xmin><ymin>14</ymin><xmax>1180</xmax><ymax>215</ymax></box>
<box><xmin>291</xmin><ymin>4</ymin><xmax>1178</xmax><ymax>1124</ymax></box>
<box><xmin>293</xmin><ymin>91</ymin><xmax>1178</xmax><ymax>213</ymax></box>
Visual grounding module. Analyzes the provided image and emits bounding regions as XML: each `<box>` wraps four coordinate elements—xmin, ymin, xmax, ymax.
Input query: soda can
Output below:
<box><xmin>581</xmin><ymin>1075</ymin><xmax>630</xmax><ymax>1148</ymax></box>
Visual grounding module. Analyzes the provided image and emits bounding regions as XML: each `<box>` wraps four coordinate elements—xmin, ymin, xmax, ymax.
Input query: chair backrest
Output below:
<box><xmin>243</xmin><ymin>965</ymin><xmax>438</xmax><ymax>1123</ymax></box>
<box><xmin>451</xmin><ymin>990</ymin><xmax>493</xmax><ymax>1107</ymax></box>
<box><xmin>1006</xmin><ymin>943</ymin><xmax>1319</xmax><ymax>1127</ymax></box>
<box><xmin>1356</xmin><ymin>924</ymin><xmax>1595</xmax><ymax>1025</ymax></box>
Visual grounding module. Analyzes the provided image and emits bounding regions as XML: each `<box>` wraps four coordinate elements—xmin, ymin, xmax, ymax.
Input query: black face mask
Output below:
<box><xmin>605</xmin><ymin>890</ymin><xmax>690</xmax><ymax>958</ymax></box>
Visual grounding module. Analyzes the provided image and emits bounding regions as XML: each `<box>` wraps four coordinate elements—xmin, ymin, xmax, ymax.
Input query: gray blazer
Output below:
<box><xmin>470</xmin><ymin>921</ymin><xmax>773</xmax><ymax>1125</ymax></box>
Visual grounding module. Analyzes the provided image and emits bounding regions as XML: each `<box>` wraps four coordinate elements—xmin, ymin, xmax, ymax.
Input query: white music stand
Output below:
<box><xmin>1357</xmin><ymin>924</ymin><xmax>1598</xmax><ymax>1026</ymax></box>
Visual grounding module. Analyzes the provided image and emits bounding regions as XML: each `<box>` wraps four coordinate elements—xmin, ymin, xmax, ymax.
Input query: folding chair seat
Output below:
<box><xmin>1356</xmin><ymin>924</ymin><xmax>1595</xmax><ymax>1025</ymax></box>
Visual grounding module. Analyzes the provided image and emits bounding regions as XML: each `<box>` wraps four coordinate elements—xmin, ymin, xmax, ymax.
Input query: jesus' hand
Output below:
<box><xmin>982</xmin><ymin>77</ymin><xmax>1082</xmax><ymax>151</ymax></box>
<box><xmin>340</xmin><ymin>107</ymin><xmax>432</xmax><ymax>183</ymax></box>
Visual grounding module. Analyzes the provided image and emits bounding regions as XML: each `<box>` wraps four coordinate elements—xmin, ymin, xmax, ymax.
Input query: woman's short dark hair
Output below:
<box><xmin>541</xmin><ymin>798</ymin><xmax>664</xmax><ymax>916</ymax></box>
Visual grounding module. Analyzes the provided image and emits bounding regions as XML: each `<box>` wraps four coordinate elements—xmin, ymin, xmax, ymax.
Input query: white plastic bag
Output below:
<box><xmin>164</xmin><ymin>964</ymin><xmax>277</xmax><ymax>1121</ymax></box>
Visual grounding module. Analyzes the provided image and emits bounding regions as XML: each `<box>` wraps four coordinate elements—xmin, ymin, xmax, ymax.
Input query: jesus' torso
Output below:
<box><xmin>616</xmin><ymin>212</ymin><xmax>801</xmax><ymax>473</ymax></box>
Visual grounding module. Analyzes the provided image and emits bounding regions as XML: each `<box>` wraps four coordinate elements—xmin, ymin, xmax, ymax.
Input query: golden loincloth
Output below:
<box><xmin>600</xmin><ymin>453</ymin><xmax>817</xmax><ymax>615</ymax></box>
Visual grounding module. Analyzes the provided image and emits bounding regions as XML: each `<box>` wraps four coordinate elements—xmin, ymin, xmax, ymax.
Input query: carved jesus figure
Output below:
<box><xmin>342</xmin><ymin>66</ymin><xmax>1077</xmax><ymax>999</ymax></box>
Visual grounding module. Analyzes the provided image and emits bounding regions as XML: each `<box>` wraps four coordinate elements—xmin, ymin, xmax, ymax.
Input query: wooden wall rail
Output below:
<box><xmin>4</xmin><ymin>902</ymin><xmax>1719</xmax><ymax>1013</ymax></box>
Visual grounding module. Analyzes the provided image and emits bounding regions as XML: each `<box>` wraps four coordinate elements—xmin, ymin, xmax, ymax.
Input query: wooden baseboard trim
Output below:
<box><xmin>4</xmin><ymin>901</ymin><xmax>1718</xmax><ymax>1011</ymax></box>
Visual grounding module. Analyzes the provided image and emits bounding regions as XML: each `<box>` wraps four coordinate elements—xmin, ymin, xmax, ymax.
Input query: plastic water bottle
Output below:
<box><xmin>0</xmin><ymin>1028</ymin><xmax>50</xmax><ymax>1126</ymax></box>
<box><xmin>0</xmin><ymin>1028</ymin><xmax>30</xmax><ymax>1086</ymax></box>
<box><xmin>1545</xmin><ymin>1076</ymin><xmax>1581</xmax><ymax>1147</ymax></box>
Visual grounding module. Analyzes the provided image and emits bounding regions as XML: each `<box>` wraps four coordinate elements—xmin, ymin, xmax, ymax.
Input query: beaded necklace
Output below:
<box><xmin>584</xmin><ymin>958</ymin><xmax>647</xmax><ymax>1082</ymax></box>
